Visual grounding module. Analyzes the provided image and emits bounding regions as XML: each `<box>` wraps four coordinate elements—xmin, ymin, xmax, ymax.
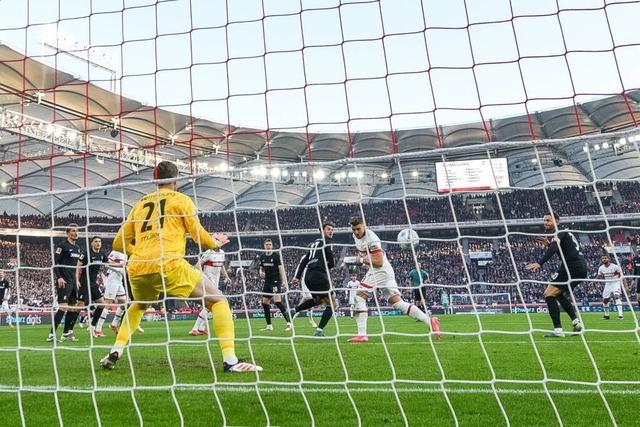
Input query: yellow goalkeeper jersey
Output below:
<box><xmin>113</xmin><ymin>188</ymin><xmax>218</xmax><ymax>277</ymax></box>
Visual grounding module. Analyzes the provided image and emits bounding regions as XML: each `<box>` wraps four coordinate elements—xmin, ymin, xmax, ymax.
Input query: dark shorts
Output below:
<box><xmin>56</xmin><ymin>279</ymin><xmax>79</xmax><ymax>305</ymax></box>
<box><xmin>550</xmin><ymin>265</ymin><xmax>588</xmax><ymax>290</ymax></box>
<box><xmin>304</xmin><ymin>271</ymin><xmax>331</xmax><ymax>298</ymax></box>
<box><xmin>262</xmin><ymin>280</ymin><xmax>283</xmax><ymax>297</ymax></box>
<box><xmin>413</xmin><ymin>287</ymin><xmax>425</xmax><ymax>301</ymax></box>
<box><xmin>78</xmin><ymin>282</ymin><xmax>103</xmax><ymax>303</ymax></box>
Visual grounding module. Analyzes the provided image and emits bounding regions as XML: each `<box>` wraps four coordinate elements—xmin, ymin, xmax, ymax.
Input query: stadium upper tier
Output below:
<box><xmin>1</xmin><ymin>43</ymin><xmax>640</xmax><ymax>216</ymax></box>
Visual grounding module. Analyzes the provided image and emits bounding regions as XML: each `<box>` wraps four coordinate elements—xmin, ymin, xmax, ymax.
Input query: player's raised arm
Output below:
<box><xmin>181</xmin><ymin>198</ymin><xmax>222</xmax><ymax>251</ymax></box>
<box><xmin>113</xmin><ymin>220</ymin><xmax>135</xmax><ymax>255</ymax></box>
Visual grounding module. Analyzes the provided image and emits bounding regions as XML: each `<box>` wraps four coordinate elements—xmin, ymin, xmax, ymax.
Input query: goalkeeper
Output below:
<box><xmin>100</xmin><ymin>161</ymin><xmax>261</xmax><ymax>373</ymax></box>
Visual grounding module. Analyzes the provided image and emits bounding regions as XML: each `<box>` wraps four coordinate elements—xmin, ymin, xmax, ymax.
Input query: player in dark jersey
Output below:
<box><xmin>526</xmin><ymin>212</ymin><xmax>586</xmax><ymax>337</ymax></box>
<box><xmin>0</xmin><ymin>271</ymin><xmax>14</xmax><ymax>328</ymax></box>
<box><xmin>77</xmin><ymin>236</ymin><xmax>109</xmax><ymax>337</ymax></box>
<box><xmin>291</xmin><ymin>221</ymin><xmax>336</xmax><ymax>337</ymax></box>
<box><xmin>48</xmin><ymin>224</ymin><xmax>86</xmax><ymax>342</ymax></box>
<box><xmin>258</xmin><ymin>239</ymin><xmax>291</xmax><ymax>331</ymax></box>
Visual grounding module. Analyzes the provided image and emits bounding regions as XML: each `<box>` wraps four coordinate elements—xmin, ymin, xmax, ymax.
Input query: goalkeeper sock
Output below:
<box><xmin>393</xmin><ymin>300</ymin><xmax>429</xmax><ymax>324</ymax></box>
<box><xmin>262</xmin><ymin>303</ymin><xmax>272</xmax><ymax>325</ymax></box>
<box><xmin>545</xmin><ymin>296</ymin><xmax>562</xmax><ymax>329</ymax></box>
<box><xmin>112</xmin><ymin>306</ymin><xmax>125</xmax><ymax>327</ymax></box>
<box><xmin>210</xmin><ymin>300</ymin><xmax>237</xmax><ymax>365</ymax></box>
<box><xmin>318</xmin><ymin>306</ymin><xmax>333</xmax><ymax>330</ymax></box>
<box><xmin>113</xmin><ymin>303</ymin><xmax>145</xmax><ymax>355</ymax></box>
<box><xmin>275</xmin><ymin>301</ymin><xmax>291</xmax><ymax>322</ymax></box>
<box><xmin>63</xmin><ymin>311</ymin><xmax>78</xmax><ymax>333</ymax></box>
<box><xmin>91</xmin><ymin>306</ymin><xmax>104</xmax><ymax>327</ymax></box>
<box><xmin>556</xmin><ymin>292</ymin><xmax>578</xmax><ymax>321</ymax></box>
<box><xmin>96</xmin><ymin>307</ymin><xmax>108</xmax><ymax>330</ymax></box>
<box><xmin>615</xmin><ymin>298</ymin><xmax>623</xmax><ymax>316</ymax></box>
<box><xmin>355</xmin><ymin>295</ymin><xmax>368</xmax><ymax>336</ymax></box>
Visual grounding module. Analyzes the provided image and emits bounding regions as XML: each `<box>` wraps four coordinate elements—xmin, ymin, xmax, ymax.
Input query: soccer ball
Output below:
<box><xmin>397</xmin><ymin>228</ymin><xmax>419</xmax><ymax>251</ymax></box>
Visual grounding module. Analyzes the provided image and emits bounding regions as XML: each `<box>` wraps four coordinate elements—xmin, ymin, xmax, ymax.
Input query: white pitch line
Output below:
<box><xmin>1</xmin><ymin>385</ymin><xmax>640</xmax><ymax>395</ymax></box>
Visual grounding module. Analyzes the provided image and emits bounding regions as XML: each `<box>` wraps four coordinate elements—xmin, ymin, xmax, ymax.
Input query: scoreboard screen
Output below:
<box><xmin>435</xmin><ymin>158</ymin><xmax>510</xmax><ymax>193</ymax></box>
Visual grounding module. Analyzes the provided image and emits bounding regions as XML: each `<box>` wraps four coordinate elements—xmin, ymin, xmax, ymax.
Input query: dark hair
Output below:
<box><xmin>90</xmin><ymin>236</ymin><xmax>101</xmax><ymax>243</ymax></box>
<box><xmin>349</xmin><ymin>216</ymin><xmax>364</xmax><ymax>226</ymax></box>
<box><xmin>544</xmin><ymin>211</ymin><xmax>560</xmax><ymax>222</ymax></box>
<box><xmin>264</xmin><ymin>239</ymin><xmax>272</xmax><ymax>244</ymax></box>
<box><xmin>154</xmin><ymin>161</ymin><xmax>179</xmax><ymax>180</ymax></box>
<box><xmin>323</xmin><ymin>221</ymin><xmax>335</xmax><ymax>229</ymax></box>
<box><xmin>66</xmin><ymin>223</ymin><xmax>79</xmax><ymax>233</ymax></box>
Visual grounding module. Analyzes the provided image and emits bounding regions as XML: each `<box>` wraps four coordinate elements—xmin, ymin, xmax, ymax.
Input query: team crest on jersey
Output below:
<box><xmin>55</xmin><ymin>247</ymin><xmax>62</xmax><ymax>254</ymax></box>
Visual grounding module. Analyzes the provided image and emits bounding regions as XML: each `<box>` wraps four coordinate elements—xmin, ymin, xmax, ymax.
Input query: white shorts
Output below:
<box><xmin>0</xmin><ymin>301</ymin><xmax>9</xmax><ymax>312</ymax></box>
<box><xmin>104</xmin><ymin>276</ymin><xmax>127</xmax><ymax>301</ymax></box>
<box><xmin>301</xmin><ymin>281</ymin><xmax>312</xmax><ymax>300</ymax></box>
<box><xmin>360</xmin><ymin>270</ymin><xmax>401</xmax><ymax>301</ymax></box>
<box><xmin>603</xmin><ymin>283</ymin><xmax>622</xmax><ymax>300</ymax></box>
<box><xmin>348</xmin><ymin>291</ymin><xmax>356</xmax><ymax>305</ymax></box>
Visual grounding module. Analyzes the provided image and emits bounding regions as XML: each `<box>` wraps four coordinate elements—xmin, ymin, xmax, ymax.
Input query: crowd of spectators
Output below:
<box><xmin>1</xmin><ymin>229</ymin><xmax>637</xmax><ymax>311</ymax></box>
<box><xmin>2</xmin><ymin>181</ymin><xmax>639</xmax><ymax>234</ymax></box>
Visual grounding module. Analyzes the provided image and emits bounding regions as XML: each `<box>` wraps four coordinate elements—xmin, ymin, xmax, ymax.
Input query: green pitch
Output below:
<box><xmin>0</xmin><ymin>313</ymin><xmax>639</xmax><ymax>426</ymax></box>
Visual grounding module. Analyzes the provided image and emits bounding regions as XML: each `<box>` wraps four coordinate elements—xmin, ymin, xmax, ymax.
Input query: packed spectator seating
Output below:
<box><xmin>1</xmin><ymin>228</ymin><xmax>636</xmax><ymax>311</ymax></box>
<box><xmin>2</xmin><ymin>181</ymin><xmax>639</xmax><ymax>234</ymax></box>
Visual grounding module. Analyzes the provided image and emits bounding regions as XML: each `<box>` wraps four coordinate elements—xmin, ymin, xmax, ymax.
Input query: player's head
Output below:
<box><xmin>263</xmin><ymin>239</ymin><xmax>273</xmax><ymax>252</ymax></box>
<box><xmin>66</xmin><ymin>223</ymin><xmax>79</xmax><ymax>242</ymax></box>
<box><xmin>90</xmin><ymin>236</ymin><xmax>102</xmax><ymax>251</ymax></box>
<box><xmin>601</xmin><ymin>255</ymin><xmax>610</xmax><ymax>266</ymax></box>
<box><xmin>322</xmin><ymin>221</ymin><xmax>335</xmax><ymax>239</ymax></box>
<box><xmin>543</xmin><ymin>212</ymin><xmax>560</xmax><ymax>231</ymax></box>
<box><xmin>350</xmin><ymin>216</ymin><xmax>366</xmax><ymax>239</ymax></box>
<box><xmin>153</xmin><ymin>161</ymin><xmax>179</xmax><ymax>189</ymax></box>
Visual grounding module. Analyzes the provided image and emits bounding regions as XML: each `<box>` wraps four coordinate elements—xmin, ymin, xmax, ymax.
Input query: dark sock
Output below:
<box><xmin>295</xmin><ymin>299</ymin><xmax>317</xmax><ymax>313</ymax></box>
<box><xmin>318</xmin><ymin>306</ymin><xmax>333</xmax><ymax>330</ymax></box>
<box><xmin>556</xmin><ymin>293</ymin><xmax>577</xmax><ymax>321</ymax></box>
<box><xmin>91</xmin><ymin>306</ymin><xmax>104</xmax><ymax>326</ymax></box>
<box><xmin>275</xmin><ymin>302</ymin><xmax>291</xmax><ymax>322</ymax></box>
<box><xmin>51</xmin><ymin>309</ymin><xmax>66</xmax><ymax>334</ymax></box>
<box><xmin>545</xmin><ymin>296</ymin><xmax>562</xmax><ymax>329</ymax></box>
<box><xmin>63</xmin><ymin>311</ymin><xmax>79</xmax><ymax>334</ymax></box>
<box><xmin>262</xmin><ymin>303</ymin><xmax>272</xmax><ymax>325</ymax></box>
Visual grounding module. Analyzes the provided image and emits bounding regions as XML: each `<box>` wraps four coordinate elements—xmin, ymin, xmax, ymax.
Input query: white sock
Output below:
<box><xmin>198</xmin><ymin>307</ymin><xmax>209</xmax><ymax>331</ymax></box>
<box><xmin>355</xmin><ymin>295</ymin><xmax>368</xmax><ymax>336</ymax></box>
<box><xmin>96</xmin><ymin>308</ymin><xmax>108</xmax><ymax>330</ymax></box>
<box><xmin>393</xmin><ymin>300</ymin><xmax>429</xmax><ymax>324</ymax></box>
<box><xmin>112</xmin><ymin>306</ymin><xmax>125</xmax><ymax>327</ymax></box>
<box><xmin>604</xmin><ymin>301</ymin><xmax>610</xmax><ymax>315</ymax></box>
<box><xmin>615</xmin><ymin>298</ymin><xmax>623</xmax><ymax>316</ymax></box>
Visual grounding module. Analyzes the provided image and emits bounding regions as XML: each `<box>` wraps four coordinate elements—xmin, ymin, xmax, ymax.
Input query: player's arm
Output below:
<box><xmin>526</xmin><ymin>238</ymin><xmax>559</xmax><ymax>271</ymax></box>
<box><xmin>276</xmin><ymin>254</ymin><xmax>288</xmax><ymax>289</ymax></box>
<box><xmin>53</xmin><ymin>244</ymin><xmax>66</xmax><ymax>288</ymax></box>
<box><xmin>357</xmin><ymin>248</ymin><xmax>383</xmax><ymax>268</ymax></box>
<box><xmin>292</xmin><ymin>253</ymin><xmax>309</xmax><ymax>285</ymax></box>
<box><xmin>75</xmin><ymin>260</ymin><xmax>84</xmax><ymax>290</ymax></box>
<box><xmin>182</xmin><ymin>198</ymin><xmax>224</xmax><ymax>251</ymax></box>
<box><xmin>113</xmin><ymin>220</ymin><xmax>135</xmax><ymax>255</ymax></box>
<box><xmin>222</xmin><ymin>264</ymin><xmax>231</xmax><ymax>284</ymax></box>
<box><xmin>324</xmin><ymin>243</ymin><xmax>335</xmax><ymax>270</ymax></box>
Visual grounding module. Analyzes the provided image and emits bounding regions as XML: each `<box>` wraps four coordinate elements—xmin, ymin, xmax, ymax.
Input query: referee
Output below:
<box><xmin>47</xmin><ymin>224</ymin><xmax>85</xmax><ymax>342</ymax></box>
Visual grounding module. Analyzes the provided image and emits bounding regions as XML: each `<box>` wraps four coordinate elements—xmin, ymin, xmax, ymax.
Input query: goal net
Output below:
<box><xmin>1</xmin><ymin>0</ymin><xmax>640</xmax><ymax>425</ymax></box>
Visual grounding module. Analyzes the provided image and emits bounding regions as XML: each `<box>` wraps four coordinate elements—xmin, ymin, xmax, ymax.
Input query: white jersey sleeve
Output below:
<box><xmin>107</xmin><ymin>250</ymin><xmax>127</xmax><ymax>269</ymax></box>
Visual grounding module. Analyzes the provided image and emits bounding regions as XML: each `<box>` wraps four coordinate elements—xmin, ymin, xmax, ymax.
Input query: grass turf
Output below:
<box><xmin>0</xmin><ymin>312</ymin><xmax>639</xmax><ymax>426</ymax></box>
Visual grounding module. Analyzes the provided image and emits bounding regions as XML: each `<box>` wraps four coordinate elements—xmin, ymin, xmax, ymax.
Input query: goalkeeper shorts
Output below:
<box><xmin>128</xmin><ymin>259</ymin><xmax>202</xmax><ymax>302</ymax></box>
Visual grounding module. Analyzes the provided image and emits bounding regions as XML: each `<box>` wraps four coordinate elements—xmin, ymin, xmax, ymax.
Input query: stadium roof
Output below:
<box><xmin>1</xmin><ymin>43</ymin><xmax>640</xmax><ymax>215</ymax></box>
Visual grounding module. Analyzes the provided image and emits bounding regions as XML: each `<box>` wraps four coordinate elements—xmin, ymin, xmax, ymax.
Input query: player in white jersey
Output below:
<box><xmin>344</xmin><ymin>217</ymin><xmax>438</xmax><ymax>342</ymax></box>
<box><xmin>95</xmin><ymin>250</ymin><xmax>144</xmax><ymax>335</ymax></box>
<box><xmin>596</xmin><ymin>255</ymin><xmax>625</xmax><ymax>320</ymax></box>
<box><xmin>190</xmin><ymin>249</ymin><xmax>231</xmax><ymax>335</ymax></box>
<box><xmin>346</xmin><ymin>275</ymin><xmax>360</xmax><ymax>318</ymax></box>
